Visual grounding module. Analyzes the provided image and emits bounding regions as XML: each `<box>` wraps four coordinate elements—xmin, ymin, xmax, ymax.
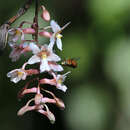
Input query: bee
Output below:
<box><xmin>0</xmin><ymin>24</ymin><xmax>10</xmax><ymax>53</ymax></box>
<box><xmin>61</xmin><ymin>58</ymin><xmax>78</xmax><ymax>68</ymax></box>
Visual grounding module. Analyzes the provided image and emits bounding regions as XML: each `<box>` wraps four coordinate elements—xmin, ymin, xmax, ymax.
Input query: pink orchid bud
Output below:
<box><xmin>41</xmin><ymin>6</ymin><xmax>50</xmax><ymax>21</ymax></box>
<box><xmin>17</xmin><ymin>105</ymin><xmax>35</xmax><ymax>116</ymax></box>
<box><xmin>35</xmin><ymin>93</ymin><xmax>43</xmax><ymax>105</ymax></box>
<box><xmin>39</xmin><ymin>31</ymin><xmax>52</xmax><ymax>38</ymax></box>
<box><xmin>22</xmin><ymin>87</ymin><xmax>37</xmax><ymax>95</ymax></box>
<box><xmin>55</xmin><ymin>98</ymin><xmax>65</xmax><ymax>110</ymax></box>
<box><xmin>46</xmin><ymin>110</ymin><xmax>55</xmax><ymax>124</ymax></box>
<box><xmin>23</xmin><ymin>28</ymin><xmax>35</xmax><ymax>34</ymax></box>
<box><xmin>38</xmin><ymin>109</ymin><xmax>55</xmax><ymax>124</ymax></box>
<box><xmin>17</xmin><ymin>105</ymin><xmax>28</xmax><ymax>116</ymax></box>
<box><xmin>41</xmin><ymin>97</ymin><xmax>56</xmax><ymax>104</ymax></box>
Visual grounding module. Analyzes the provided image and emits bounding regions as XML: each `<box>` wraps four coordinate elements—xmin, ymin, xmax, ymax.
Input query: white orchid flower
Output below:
<box><xmin>49</xmin><ymin>20</ymin><xmax>70</xmax><ymax>51</ymax></box>
<box><xmin>28</xmin><ymin>43</ymin><xmax>61</xmax><ymax>73</ymax></box>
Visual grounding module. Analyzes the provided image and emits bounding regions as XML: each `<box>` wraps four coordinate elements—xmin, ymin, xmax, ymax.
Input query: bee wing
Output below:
<box><xmin>50</xmin><ymin>20</ymin><xmax>61</xmax><ymax>33</ymax></box>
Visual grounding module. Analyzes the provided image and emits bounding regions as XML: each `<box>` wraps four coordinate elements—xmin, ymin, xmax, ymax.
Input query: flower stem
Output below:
<box><xmin>6</xmin><ymin>0</ymin><xmax>33</xmax><ymax>25</ymax></box>
<box><xmin>33</xmin><ymin>0</ymin><xmax>39</xmax><ymax>43</ymax></box>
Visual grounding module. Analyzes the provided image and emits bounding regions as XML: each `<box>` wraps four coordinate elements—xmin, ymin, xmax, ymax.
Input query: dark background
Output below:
<box><xmin>0</xmin><ymin>0</ymin><xmax>130</xmax><ymax>130</ymax></box>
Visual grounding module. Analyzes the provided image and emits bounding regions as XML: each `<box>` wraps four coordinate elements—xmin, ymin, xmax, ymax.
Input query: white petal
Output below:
<box><xmin>28</xmin><ymin>55</ymin><xmax>40</xmax><ymax>64</ymax></box>
<box><xmin>12</xmin><ymin>36</ymin><xmax>19</xmax><ymax>42</ymax></box>
<box><xmin>47</xmin><ymin>53</ymin><xmax>61</xmax><ymax>62</ymax></box>
<box><xmin>21</xmin><ymin>73</ymin><xmax>27</xmax><ymax>80</ymax></box>
<box><xmin>48</xmin><ymin>41</ymin><xmax>54</xmax><ymax>50</ymax></box>
<box><xmin>62</xmin><ymin>71</ymin><xmax>71</xmax><ymax>81</ymax></box>
<box><xmin>50</xmin><ymin>35</ymin><xmax>55</xmax><ymax>43</ymax></box>
<box><xmin>7</xmin><ymin>71</ymin><xmax>13</xmax><ymax>77</ymax></box>
<box><xmin>56</xmin><ymin>38</ymin><xmax>62</xmax><ymax>51</ymax></box>
<box><xmin>48</xmin><ymin>37</ymin><xmax>55</xmax><ymax>50</ymax></box>
<box><xmin>40</xmin><ymin>59</ymin><xmax>50</xmax><ymax>73</ymax></box>
<box><xmin>29</xmin><ymin>43</ymin><xmax>40</xmax><ymax>54</ymax></box>
<box><xmin>49</xmin><ymin>64</ymin><xmax>63</xmax><ymax>72</ymax></box>
<box><xmin>11</xmin><ymin>77</ymin><xmax>21</xmax><ymax>83</ymax></box>
<box><xmin>7</xmin><ymin>69</ymin><xmax>19</xmax><ymax>78</ymax></box>
<box><xmin>50</xmin><ymin>20</ymin><xmax>61</xmax><ymax>32</ymax></box>
<box><xmin>57</xmin><ymin>84</ymin><xmax>67</xmax><ymax>92</ymax></box>
<box><xmin>8</xmin><ymin>28</ymin><xmax>15</xmax><ymax>35</ymax></box>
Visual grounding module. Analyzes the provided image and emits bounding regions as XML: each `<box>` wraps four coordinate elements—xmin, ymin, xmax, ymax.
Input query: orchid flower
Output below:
<box><xmin>8</xmin><ymin>28</ymin><xmax>24</xmax><ymax>43</ymax></box>
<box><xmin>27</xmin><ymin>42</ymin><xmax>61</xmax><ymax>73</ymax></box>
<box><xmin>49</xmin><ymin>20</ymin><xmax>70</xmax><ymax>51</ymax></box>
<box><xmin>40</xmin><ymin>71</ymin><xmax>71</xmax><ymax>92</ymax></box>
<box><xmin>7</xmin><ymin>63</ymin><xmax>27</xmax><ymax>83</ymax></box>
<box><xmin>7</xmin><ymin>63</ymin><xmax>39</xmax><ymax>83</ymax></box>
<box><xmin>9</xmin><ymin>42</ymin><xmax>31</xmax><ymax>62</ymax></box>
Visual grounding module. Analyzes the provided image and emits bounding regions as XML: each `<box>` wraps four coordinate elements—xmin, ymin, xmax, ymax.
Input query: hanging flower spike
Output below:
<box><xmin>6</xmin><ymin>0</ymin><xmax>73</xmax><ymax>124</ymax></box>
<box><xmin>8</xmin><ymin>28</ymin><xmax>24</xmax><ymax>43</ymax></box>
<box><xmin>49</xmin><ymin>20</ymin><xmax>70</xmax><ymax>51</ymax></box>
<box><xmin>28</xmin><ymin>42</ymin><xmax>61</xmax><ymax>73</ymax></box>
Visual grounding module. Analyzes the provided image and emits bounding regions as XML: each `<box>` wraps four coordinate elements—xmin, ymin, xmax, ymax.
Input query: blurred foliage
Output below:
<box><xmin>1</xmin><ymin>0</ymin><xmax>130</xmax><ymax>130</ymax></box>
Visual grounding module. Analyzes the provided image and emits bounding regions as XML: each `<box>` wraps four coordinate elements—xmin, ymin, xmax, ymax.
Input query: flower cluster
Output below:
<box><xmin>7</xmin><ymin>4</ymin><xmax>72</xmax><ymax>124</ymax></box>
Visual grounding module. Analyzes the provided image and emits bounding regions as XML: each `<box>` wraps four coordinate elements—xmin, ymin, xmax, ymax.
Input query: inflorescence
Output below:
<box><xmin>6</xmin><ymin>2</ymin><xmax>72</xmax><ymax>124</ymax></box>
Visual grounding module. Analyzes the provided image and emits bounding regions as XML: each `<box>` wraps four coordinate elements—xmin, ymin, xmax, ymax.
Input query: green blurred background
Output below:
<box><xmin>1</xmin><ymin>0</ymin><xmax>130</xmax><ymax>130</ymax></box>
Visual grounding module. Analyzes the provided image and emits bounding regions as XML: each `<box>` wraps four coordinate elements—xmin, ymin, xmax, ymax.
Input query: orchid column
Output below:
<box><xmin>7</xmin><ymin>0</ymin><xmax>71</xmax><ymax>124</ymax></box>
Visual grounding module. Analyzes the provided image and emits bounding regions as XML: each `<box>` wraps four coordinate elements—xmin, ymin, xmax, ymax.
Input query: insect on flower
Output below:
<box><xmin>61</xmin><ymin>58</ymin><xmax>79</xmax><ymax>68</ymax></box>
<box><xmin>0</xmin><ymin>24</ymin><xmax>10</xmax><ymax>53</ymax></box>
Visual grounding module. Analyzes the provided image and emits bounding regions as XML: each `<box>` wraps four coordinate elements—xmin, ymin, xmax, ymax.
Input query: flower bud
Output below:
<box><xmin>23</xmin><ymin>28</ymin><xmax>35</xmax><ymax>34</ymax></box>
<box><xmin>17</xmin><ymin>105</ymin><xmax>28</xmax><ymax>116</ymax></box>
<box><xmin>47</xmin><ymin>110</ymin><xmax>55</xmax><ymax>124</ymax></box>
<box><xmin>55</xmin><ymin>97</ymin><xmax>65</xmax><ymax>110</ymax></box>
<box><xmin>39</xmin><ymin>31</ymin><xmax>52</xmax><ymax>38</ymax></box>
<box><xmin>41</xmin><ymin>6</ymin><xmax>50</xmax><ymax>21</ymax></box>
